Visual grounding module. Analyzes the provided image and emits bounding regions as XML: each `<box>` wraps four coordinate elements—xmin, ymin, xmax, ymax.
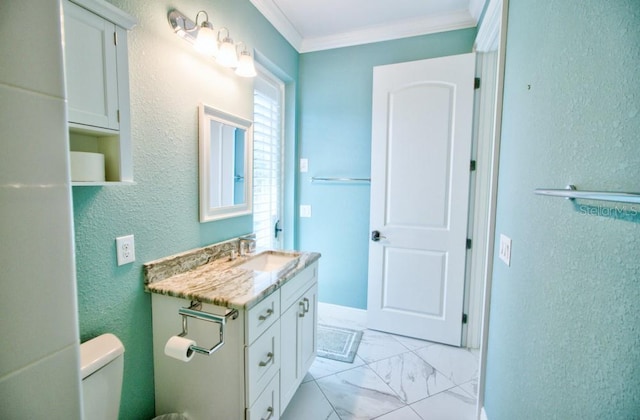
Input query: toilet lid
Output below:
<box><xmin>80</xmin><ymin>333</ymin><xmax>125</xmax><ymax>379</ymax></box>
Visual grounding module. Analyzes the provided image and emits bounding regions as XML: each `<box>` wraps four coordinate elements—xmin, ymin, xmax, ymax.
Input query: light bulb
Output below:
<box><xmin>235</xmin><ymin>50</ymin><xmax>257</xmax><ymax>77</ymax></box>
<box><xmin>217</xmin><ymin>37</ymin><xmax>238</xmax><ymax>68</ymax></box>
<box><xmin>194</xmin><ymin>23</ymin><xmax>218</xmax><ymax>56</ymax></box>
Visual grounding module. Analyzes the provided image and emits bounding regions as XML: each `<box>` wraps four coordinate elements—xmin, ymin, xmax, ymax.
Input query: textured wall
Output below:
<box><xmin>72</xmin><ymin>0</ymin><xmax>298</xmax><ymax>417</ymax></box>
<box><xmin>297</xmin><ymin>29</ymin><xmax>477</xmax><ymax>308</ymax></box>
<box><xmin>484</xmin><ymin>1</ymin><xmax>640</xmax><ymax>418</ymax></box>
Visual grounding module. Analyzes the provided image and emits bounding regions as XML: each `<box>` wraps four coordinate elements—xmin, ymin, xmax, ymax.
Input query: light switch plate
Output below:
<box><xmin>300</xmin><ymin>158</ymin><xmax>308</xmax><ymax>173</ymax></box>
<box><xmin>499</xmin><ymin>234</ymin><xmax>511</xmax><ymax>266</ymax></box>
<box><xmin>300</xmin><ymin>205</ymin><xmax>311</xmax><ymax>218</ymax></box>
<box><xmin>116</xmin><ymin>235</ymin><xmax>135</xmax><ymax>266</ymax></box>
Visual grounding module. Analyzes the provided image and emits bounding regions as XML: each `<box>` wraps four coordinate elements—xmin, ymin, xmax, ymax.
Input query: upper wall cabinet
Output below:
<box><xmin>63</xmin><ymin>0</ymin><xmax>136</xmax><ymax>185</ymax></box>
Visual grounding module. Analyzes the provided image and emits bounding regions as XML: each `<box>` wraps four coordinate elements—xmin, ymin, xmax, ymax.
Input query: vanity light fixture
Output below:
<box><xmin>235</xmin><ymin>43</ymin><xmax>257</xmax><ymax>78</ymax></box>
<box><xmin>167</xmin><ymin>9</ymin><xmax>256</xmax><ymax>78</ymax></box>
<box><xmin>216</xmin><ymin>28</ymin><xmax>238</xmax><ymax>68</ymax></box>
<box><xmin>193</xmin><ymin>11</ymin><xmax>218</xmax><ymax>56</ymax></box>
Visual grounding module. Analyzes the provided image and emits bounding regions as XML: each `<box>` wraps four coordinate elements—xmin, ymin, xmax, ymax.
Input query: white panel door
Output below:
<box><xmin>367</xmin><ymin>53</ymin><xmax>475</xmax><ymax>346</ymax></box>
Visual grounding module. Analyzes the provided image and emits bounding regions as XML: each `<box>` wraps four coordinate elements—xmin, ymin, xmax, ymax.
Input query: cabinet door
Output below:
<box><xmin>279</xmin><ymin>297</ymin><xmax>301</xmax><ymax>411</ymax></box>
<box><xmin>299</xmin><ymin>284</ymin><xmax>317</xmax><ymax>374</ymax></box>
<box><xmin>279</xmin><ymin>283</ymin><xmax>317</xmax><ymax>412</ymax></box>
<box><xmin>64</xmin><ymin>0</ymin><xmax>119</xmax><ymax>130</ymax></box>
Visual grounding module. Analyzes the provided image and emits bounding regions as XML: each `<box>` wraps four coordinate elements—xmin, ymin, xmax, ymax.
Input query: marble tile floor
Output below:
<box><xmin>282</xmin><ymin>303</ymin><xmax>479</xmax><ymax>420</ymax></box>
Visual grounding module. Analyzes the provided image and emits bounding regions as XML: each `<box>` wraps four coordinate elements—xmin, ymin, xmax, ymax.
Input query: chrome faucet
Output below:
<box><xmin>238</xmin><ymin>235</ymin><xmax>256</xmax><ymax>256</ymax></box>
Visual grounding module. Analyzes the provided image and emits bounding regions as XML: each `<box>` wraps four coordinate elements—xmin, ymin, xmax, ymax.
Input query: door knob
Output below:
<box><xmin>371</xmin><ymin>230</ymin><xmax>386</xmax><ymax>242</ymax></box>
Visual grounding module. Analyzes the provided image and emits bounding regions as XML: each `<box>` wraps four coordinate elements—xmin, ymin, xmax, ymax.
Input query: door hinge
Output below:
<box><xmin>462</xmin><ymin>313</ymin><xmax>468</xmax><ymax>324</ymax></box>
<box><xmin>117</xmin><ymin>109</ymin><xmax>120</xmax><ymax>123</ymax></box>
<box><xmin>474</xmin><ymin>77</ymin><xmax>480</xmax><ymax>89</ymax></box>
<box><xmin>470</xmin><ymin>160</ymin><xmax>476</xmax><ymax>171</ymax></box>
<box><xmin>466</xmin><ymin>238</ymin><xmax>472</xmax><ymax>249</ymax></box>
<box><xmin>114</xmin><ymin>31</ymin><xmax>118</xmax><ymax>46</ymax></box>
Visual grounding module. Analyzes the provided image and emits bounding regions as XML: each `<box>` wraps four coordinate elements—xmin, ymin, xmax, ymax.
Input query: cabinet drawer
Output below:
<box><xmin>247</xmin><ymin>372</ymin><xmax>280</xmax><ymax>420</ymax></box>
<box><xmin>247</xmin><ymin>290</ymin><xmax>280</xmax><ymax>344</ymax></box>
<box><xmin>246</xmin><ymin>321</ymin><xmax>280</xmax><ymax>407</ymax></box>
<box><xmin>280</xmin><ymin>263</ymin><xmax>318</xmax><ymax>311</ymax></box>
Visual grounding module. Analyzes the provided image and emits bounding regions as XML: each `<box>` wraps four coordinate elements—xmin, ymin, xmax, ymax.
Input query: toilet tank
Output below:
<box><xmin>80</xmin><ymin>333</ymin><xmax>125</xmax><ymax>420</ymax></box>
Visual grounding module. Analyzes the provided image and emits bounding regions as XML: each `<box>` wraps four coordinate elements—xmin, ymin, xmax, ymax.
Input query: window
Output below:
<box><xmin>253</xmin><ymin>69</ymin><xmax>284</xmax><ymax>250</ymax></box>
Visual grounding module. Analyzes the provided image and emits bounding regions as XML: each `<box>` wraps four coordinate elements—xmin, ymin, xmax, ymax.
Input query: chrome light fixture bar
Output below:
<box><xmin>168</xmin><ymin>9</ymin><xmax>256</xmax><ymax>78</ymax></box>
<box><xmin>168</xmin><ymin>9</ymin><xmax>201</xmax><ymax>45</ymax></box>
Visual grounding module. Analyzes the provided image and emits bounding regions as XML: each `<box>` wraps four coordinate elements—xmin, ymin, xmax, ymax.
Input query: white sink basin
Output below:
<box><xmin>237</xmin><ymin>252</ymin><xmax>298</xmax><ymax>272</ymax></box>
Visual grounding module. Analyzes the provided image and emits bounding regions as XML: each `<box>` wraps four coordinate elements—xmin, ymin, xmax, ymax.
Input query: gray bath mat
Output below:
<box><xmin>317</xmin><ymin>324</ymin><xmax>363</xmax><ymax>363</ymax></box>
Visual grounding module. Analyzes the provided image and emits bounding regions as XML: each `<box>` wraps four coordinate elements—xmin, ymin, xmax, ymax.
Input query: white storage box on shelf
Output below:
<box><xmin>70</xmin><ymin>151</ymin><xmax>105</xmax><ymax>182</ymax></box>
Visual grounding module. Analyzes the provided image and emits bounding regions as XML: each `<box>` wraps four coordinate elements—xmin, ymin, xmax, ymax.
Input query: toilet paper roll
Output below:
<box><xmin>164</xmin><ymin>336</ymin><xmax>196</xmax><ymax>362</ymax></box>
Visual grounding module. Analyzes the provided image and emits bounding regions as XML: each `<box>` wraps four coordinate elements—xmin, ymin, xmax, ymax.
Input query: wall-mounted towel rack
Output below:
<box><xmin>311</xmin><ymin>176</ymin><xmax>371</xmax><ymax>183</ymax></box>
<box><xmin>534</xmin><ymin>185</ymin><xmax>640</xmax><ymax>204</ymax></box>
<box><xmin>178</xmin><ymin>302</ymin><xmax>239</xmax><ymax>356</ymax></box>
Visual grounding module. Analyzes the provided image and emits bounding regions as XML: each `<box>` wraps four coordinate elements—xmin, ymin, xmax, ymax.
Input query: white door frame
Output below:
<box><xmin>469</xmin><ymin>0</ymin><xmax>509</xmax><ymax>418</ymax></box>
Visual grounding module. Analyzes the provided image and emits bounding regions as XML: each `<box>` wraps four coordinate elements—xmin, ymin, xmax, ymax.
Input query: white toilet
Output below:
<box><xmin>80</xmin><ymin>333</ymin><xmax>125</xmax><ymax>420</ymax></box>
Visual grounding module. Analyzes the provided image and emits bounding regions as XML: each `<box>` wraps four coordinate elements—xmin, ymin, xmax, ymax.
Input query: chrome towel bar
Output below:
<box><xmin>311</xmin><ymin>176</ymin><xmax>371</xmax><ymax>183</ymax></box>
<box><xmin>178</xmin><ymin>302</ymin><xmax>238</xmax><ymax>356</ymax></box>
<box><xmin>534</xmin><ymin>184</ymin><xmax>640</xmax><ymax>204</ymax></box>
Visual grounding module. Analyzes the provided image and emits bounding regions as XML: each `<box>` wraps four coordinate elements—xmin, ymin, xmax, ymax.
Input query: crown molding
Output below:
<box><xmin>250</xmin><ymin>0</ymin><xmax>303</xmax><ymax>50</ymax></box>
<box><xmin>469</xmin><ymin>0</ymin><xmax>487</xmax><ymax>22</ymax></box>
<box><xmin>252</xmin><ymin>0</ymin><xmax>481</xmax><ymax>53</ymax></box>
<box><xmin>300</xmin><ymin>9</ymin><xmax>476</xmax><ymax>53</ymax></box>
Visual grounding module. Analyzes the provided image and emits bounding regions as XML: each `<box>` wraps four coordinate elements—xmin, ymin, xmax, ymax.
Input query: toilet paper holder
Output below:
<box><xmin>177</xmin><ymin>301</ymin><xmax>239</xmax><ymax>356</ymax></box>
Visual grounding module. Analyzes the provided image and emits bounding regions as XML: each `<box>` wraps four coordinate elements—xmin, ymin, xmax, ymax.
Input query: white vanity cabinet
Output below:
<box><xmin>279</xmin><ymin>265</ymin><xmax>318</xmax><ymax>410</ymax></box>
<box><xmin>151</xmin><ymin>261</ymin><xmax>318</xmax><ymax>420</ymax></box>
<box><xmin>62</xmin><ymin>0</ymin><xmax>135</xmax><ymax>184</ymax></box>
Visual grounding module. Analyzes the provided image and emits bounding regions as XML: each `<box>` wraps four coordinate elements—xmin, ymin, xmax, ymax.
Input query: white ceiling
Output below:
<box><xmin>250</xmin><ymin>0</ymin><xmax>486</xmax><ymax>53</ymax></box>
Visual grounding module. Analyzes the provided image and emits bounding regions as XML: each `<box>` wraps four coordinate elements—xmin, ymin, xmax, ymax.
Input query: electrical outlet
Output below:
<box><xmin>499</xmin><ymin>234</ymin><xmax>511</xmax><ymax>266</ymax></box>
<box><xmin>300</xmin><ymin>158</ymin><xmax>309</xmax><ymax>173</ymax></box>
<box><xmin>300</xmin><ymin>205</ymin><xmax>312</xmax><ymax>218</ymax></box>
<box><xmin>116</xmin><ymin>235</ymin><xmax>135</xmax><ymax>266</ymax></box>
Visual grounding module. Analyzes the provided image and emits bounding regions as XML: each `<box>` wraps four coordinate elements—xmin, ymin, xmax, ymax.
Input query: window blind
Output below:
<box><xmin>253</xmin><ymin>75</ymin><xmax>283</xmax><ymax>250</ymax></box>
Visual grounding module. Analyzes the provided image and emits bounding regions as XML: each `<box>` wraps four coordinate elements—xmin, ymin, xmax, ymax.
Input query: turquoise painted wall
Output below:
<box><xmin>297</xmin><ymin>29</ymin><xmax>477</xmax><ymax>309</ymax></box>
<box><xmin>484</xmin><ymin>1</ymin><xmax>640</xmax><ymax>418</ymax></box>
<box><xmin>72</xmin><ymin>0</ymin><xmax>297</xmax><ymax>417</ymax></box>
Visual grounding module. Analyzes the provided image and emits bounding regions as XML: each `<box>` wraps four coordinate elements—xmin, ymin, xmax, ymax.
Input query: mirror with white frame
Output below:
<box><xmin>198</xmin><ymin>103</ymin><xmax>253</xmax><ymax>222</ymax></box>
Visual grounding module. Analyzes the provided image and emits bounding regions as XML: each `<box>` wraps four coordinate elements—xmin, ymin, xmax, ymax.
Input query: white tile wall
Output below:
<box><xmin>0</xmin><ymin>346</ymin><xmax>82</xmax><ymax>419</ymax></box>
<box><xmin>0</xmin><ymin>0</ymin><xmax>66</xmax><ymax>98</ymax></box>
<box><xmin>0</xmin><ymin>85</ymin><xmax>70</xmax><ymax>185</ymax></box>
<box><xmin>0</xmin><ymin>0</ymin><xmax>81</xmax><ymax>417</ymax></box>
<box><xmin>0</xmin><ymin>185</ymin><xmax>77</xmax><ymax>377</ymax></box>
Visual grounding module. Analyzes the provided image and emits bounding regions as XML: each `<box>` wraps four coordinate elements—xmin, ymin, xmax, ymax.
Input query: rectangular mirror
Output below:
<box><xmin>199</xmin><ymin>103</ymin><xmax>253</xmax><ymax>222</ymax></box>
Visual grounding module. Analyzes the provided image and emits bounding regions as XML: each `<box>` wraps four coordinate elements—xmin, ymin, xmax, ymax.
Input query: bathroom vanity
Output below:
<box><xmin>144</xmin><ymin>238</ymin><xmax>320</xmax><ymax>419</ymax></box>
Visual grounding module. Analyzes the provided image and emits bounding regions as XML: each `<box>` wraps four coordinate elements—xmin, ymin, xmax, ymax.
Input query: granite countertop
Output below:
<box><xmin>144</xmin><ymin>247</ymin><xmax>321</xmax><ymax>310</ymax></box>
